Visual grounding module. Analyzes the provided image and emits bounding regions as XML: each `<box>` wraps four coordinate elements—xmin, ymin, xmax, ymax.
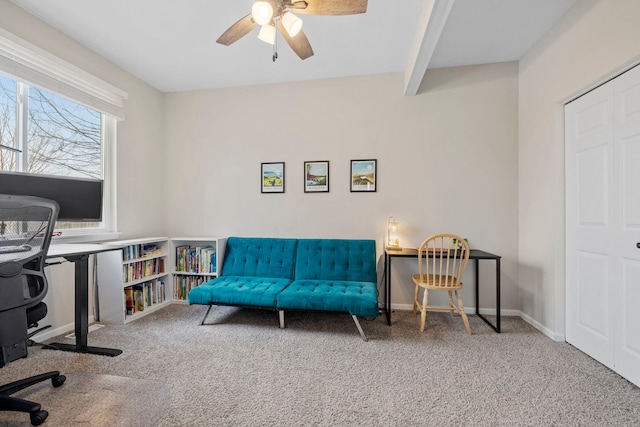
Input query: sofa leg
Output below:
<box><xmin>279</xmin><ymin>310</ymin><xmax>285</xmax><ymax>329</ymax></box>
<box><xmin>352</xmin><ymin>315</ymin><xmax>368</xmax><ymax>342</ymax></box>
<box><xmin>200</xmin><ymin>305</ymin><xmax>214</xmax><ymax>326</ymax></box>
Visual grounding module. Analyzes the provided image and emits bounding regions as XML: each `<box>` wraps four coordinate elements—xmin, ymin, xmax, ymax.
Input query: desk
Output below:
<box><xmin>46</xmin><ymin>244</ymin><xmax>122</xmax><ymax>357</ymax></box>
<box><xmin>384</xmin><ymin>248</ymin><xmax>502</xmax><ymax>333</ymax></box>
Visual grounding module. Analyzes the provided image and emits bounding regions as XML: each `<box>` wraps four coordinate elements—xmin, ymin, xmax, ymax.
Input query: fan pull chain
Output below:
<box><xmin>272</xmin><ymin>25</ymin><xmax>278</xmax><ymax>62</ymax></box>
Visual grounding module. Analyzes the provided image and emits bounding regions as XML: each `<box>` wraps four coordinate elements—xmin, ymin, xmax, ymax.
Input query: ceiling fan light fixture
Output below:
<box><xmin>257</xmin><ymin>24</ymin><xmax>276</xmax><ymax>45</ymax></box>
<box><xmin>281</xmin><ymin>11</ymin><xmax>303</xmax><ymax>37</ymax></box>
<box><xmin>252</xmin><ymin>1</ymin><xmax>274</xmax><ymax>26</ymax></box>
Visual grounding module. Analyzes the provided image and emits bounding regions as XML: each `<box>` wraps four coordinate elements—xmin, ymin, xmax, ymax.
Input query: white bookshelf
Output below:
<box><xmin>97</xmin><ymin>237</ymin><xmax>171</xmax><ymax>324</ymax></box>
<box><xmin>170</xmin><ymin>237</ymin><xmax>226</xmax><ymax>303</ymax></box>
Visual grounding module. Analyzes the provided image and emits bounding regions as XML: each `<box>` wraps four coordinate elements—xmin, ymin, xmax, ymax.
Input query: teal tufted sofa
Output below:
<box><xmin>187</xmin><ymin>236</ymin><xmax>379</xmax><ymax>340</ymax></box>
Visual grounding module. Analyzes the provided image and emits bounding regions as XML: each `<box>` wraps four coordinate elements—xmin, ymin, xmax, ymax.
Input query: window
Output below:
<box><xmin>0</xmin><ymin>73</ymin><xmax>115</xmax><ymax>235</ymax></box>
<box><xmin>0</xmin><ymin>29</ymin><xmax>126</xmax><ymax>240</ymax></box>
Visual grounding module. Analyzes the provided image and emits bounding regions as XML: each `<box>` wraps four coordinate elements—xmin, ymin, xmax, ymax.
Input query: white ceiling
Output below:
<box><xmin>10</xmin><ymin>0</ymin><xmax>577</xmax><ymax>94</ymax></box>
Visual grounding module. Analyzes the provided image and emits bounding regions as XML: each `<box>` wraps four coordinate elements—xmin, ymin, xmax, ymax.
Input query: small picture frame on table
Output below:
<box><xmin>350</xmin><ymin>159</ymin><xmax>377</xmax><ymax>192</ymax></box>
<box><xmin>304</xmin><ymin>161</ymin><xmax>329</xmax><ymax>193</ymax></box>
<box><xmin>261</xmin><ymin>162</ymin><xmax>285</xmax><ymax>193</ymax></box>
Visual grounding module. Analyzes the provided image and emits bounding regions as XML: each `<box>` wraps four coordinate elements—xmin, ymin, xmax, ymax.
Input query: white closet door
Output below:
<box><xmin>565</xmin><ymin>81</ymin><xmax>615</xmax><ymax>369</ymax></box>
<box><xmin>612</xmin><ymin>65</ymin><xmax>640</xmax><ymax>386</ymax></box>
<box><xmin>565</xmin><ymin>64</ymin><xmax>640</xmax><ymax>387</ymax></box>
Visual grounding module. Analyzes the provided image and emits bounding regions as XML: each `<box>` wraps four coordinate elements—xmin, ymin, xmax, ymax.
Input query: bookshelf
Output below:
<box><xmin>97</xmin><ymin>237</ymin><xmax>170</xmax><ymax>324</ymax></box>
<box><xmin>170</xmin><ymin>237</ymin><xmax>226</xmax><ymax>303</ymax></box>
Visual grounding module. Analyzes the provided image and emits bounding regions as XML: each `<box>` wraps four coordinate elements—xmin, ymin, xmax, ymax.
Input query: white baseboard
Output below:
<box><xmin>518</xmin><ymin>311</ymin><xmax>565</xmax><ymax>342</ymax></box>
<box><xmin>35</xmin><ymin>307</ymin><xmax>566</xmax><ymax>344</ymax></box>
<box><xmin>388</xmin><ymin>303</ymin><xmax>565</xmax><ymax>342</ymax></box>
<box><xmin>389</xmin><ymin>303</ymin><xmax>518</xmax><ymax>316</ymax></box>
<box><xmin>29</xmin><ymin>315</ymin><xmax>96</xmax><ymax>343</ymax></box>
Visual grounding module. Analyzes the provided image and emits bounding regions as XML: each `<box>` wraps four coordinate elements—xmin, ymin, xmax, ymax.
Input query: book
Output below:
<box><xmin>124</xmin><ymin>287</ymin><xmax>134</xmax><ymax>315</ymax></box>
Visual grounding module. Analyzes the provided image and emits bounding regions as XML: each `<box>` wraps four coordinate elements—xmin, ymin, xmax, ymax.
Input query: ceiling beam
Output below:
<box><xmin>403</xmin><ymin>0</ymin><xmax>455</xmax><ymax>96</ymax></box>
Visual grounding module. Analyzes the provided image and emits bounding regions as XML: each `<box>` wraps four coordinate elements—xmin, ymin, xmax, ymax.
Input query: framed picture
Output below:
<box><xmin>350</xmin><ymin>159</ymin><xmax>377</xmax><ymax>192</ymax></box>
<box><xmin>261</xmin><ymin>162</ymin><xmax>285</xmax><ymax>193</ymax></box>
<box><xmin>304</xmin><ymin>161</ymin><xmax>329</xmax><ymax>193</ymax></box>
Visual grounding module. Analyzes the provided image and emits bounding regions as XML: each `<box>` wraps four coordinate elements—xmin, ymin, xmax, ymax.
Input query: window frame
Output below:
<box><xmin>0</xmin><ymin>28</ymin><xmax>126</xmax><ymax>242</ymax></box>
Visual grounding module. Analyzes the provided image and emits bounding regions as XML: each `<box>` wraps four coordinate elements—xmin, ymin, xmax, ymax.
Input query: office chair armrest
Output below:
<box><xmin>0</xmin><ymin>261</ymin><xmax>46</xmax><ymax>312</ymax></box>
<box><xmin>0</xmin><ymin>261</ymin><xmax>22</xmax><ymax>278</ymax></box>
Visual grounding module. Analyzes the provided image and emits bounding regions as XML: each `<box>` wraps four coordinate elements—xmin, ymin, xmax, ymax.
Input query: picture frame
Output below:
<box><xmin>350</xmin><ymin>159</ymin><xmax>377</xmax><ymax>192</ymax></box>
<box><xmin>261</xmin><ymin>162</ymin><xmax>285</xmax><ymax>193</ymax></box>
<box><xmin>304</xmin><ymin>161</ymin><xmax>329</xmax><ymax>193</ymax></box>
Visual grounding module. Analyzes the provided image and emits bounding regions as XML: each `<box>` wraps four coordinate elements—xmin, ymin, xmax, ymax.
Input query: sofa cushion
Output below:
<box><xmin>188</xmin><ymin>276</ymin><xmax>292</xmax><ymax>307</ymax></box>
<box><xmin>221</xmin><ymin>237</ymin><xmax>298</xmax><ymax>279</ymax></box>
<box><xmin>294</xmin><ymin>239</ymin><xmax>376</xmax><ymax>283</ymax></box>
<box><xmin>276</xmin><ymin>279</ymin><xmax>379</xmax><ymax>318</ymax></box>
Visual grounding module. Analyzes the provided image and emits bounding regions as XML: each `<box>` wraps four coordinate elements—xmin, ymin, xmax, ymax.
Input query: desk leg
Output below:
<box><xmin>48</xmin><ymin>255</ymin><xmax>122</xmax><ymax>357</ymax></box>
<box><xmin>496</xmin><ymin>258</ymin><xmax>501</xmax><ymax>332</ymax></box>
<box><xmin>475</xmin><ymin>258</ymin><xmax>501</xmax><ymax>333</ymax></box>
<box><xmin>385</xmin><ymin>252</ymin><xmax>391</xmax><ymax>326</ymax></box>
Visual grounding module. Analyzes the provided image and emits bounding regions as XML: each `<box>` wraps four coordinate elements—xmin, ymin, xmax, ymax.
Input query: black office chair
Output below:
<box><xmin>0</xmin><ymin>194</ymin><xmax>66</xmax><ymax>426</ymax></box>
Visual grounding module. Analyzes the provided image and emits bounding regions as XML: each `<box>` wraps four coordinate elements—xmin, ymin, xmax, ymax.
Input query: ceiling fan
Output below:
<box><xmin>216</xmin><ymin>0</ymin><xmax>368</xmax><ymax>61</ymax></box>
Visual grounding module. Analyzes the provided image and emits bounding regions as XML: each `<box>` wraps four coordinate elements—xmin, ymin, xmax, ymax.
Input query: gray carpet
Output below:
<box><xmin>0</xmin><ymin>373</ymin><xmax>169</xmax><ymax>426</ymax></box>
<box><xmin>1</xmin><ymin>305</ymin><xmax>639</xmax><ymax>426</ymax></box>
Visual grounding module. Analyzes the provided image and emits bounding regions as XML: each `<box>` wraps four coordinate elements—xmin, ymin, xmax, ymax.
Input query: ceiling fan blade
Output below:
<box><xmin>216</xmin><ymin>14</ymin><xmax>258</xmax><ymax>46</ymax></box>
<box><xmin>277</xmin><ymin>21</ymin><xmax>314</xmax><ymax>60</ymax></box>
<box><xmin>290</xmin><ymin>0</ymin><xmax>367</xmax><ymax>15</ymax></box>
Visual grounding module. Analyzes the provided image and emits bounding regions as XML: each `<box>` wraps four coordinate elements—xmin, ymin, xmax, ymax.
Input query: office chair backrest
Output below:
<box><xmin>0</xmin><ymin>194</ymin><xmax>59</xmax><ymax>366</ymax></box>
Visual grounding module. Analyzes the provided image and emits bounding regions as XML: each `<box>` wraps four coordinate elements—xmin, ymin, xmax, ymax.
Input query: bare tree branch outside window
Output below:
<box><xmin>28</xmin><ymin>87</ymin><xmax>101</xmax><ymax>178</ymax></box>
<box><xmin>1</xmin><ymin>73</ymin><xmax>103</xmax><ymax>229</ymax></box>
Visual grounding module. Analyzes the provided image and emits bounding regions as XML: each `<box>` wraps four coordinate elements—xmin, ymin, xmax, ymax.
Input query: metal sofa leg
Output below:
<box><xmin>352</xmin><ymin>315</ymin><xmax>368</xmax><ymax>342</ymax></box>
<box><xmin>200</xmin><ymin>305</ymin><xmax>214</xmax><ymax>325</ymax></box>
<box><xmin>279</xmin><ymin>310</ymin><xmax>285</xmax><ymax>329</ymax></box>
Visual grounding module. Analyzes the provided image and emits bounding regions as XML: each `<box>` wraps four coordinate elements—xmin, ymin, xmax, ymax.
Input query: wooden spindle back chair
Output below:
<box><xmin>412</xmin><ymin>233</ymin><xmax>471</xmax><ymax>334</ymax></box>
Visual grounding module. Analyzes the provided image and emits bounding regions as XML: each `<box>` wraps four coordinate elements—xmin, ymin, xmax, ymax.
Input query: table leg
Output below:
<box><xmin>48</xmin><ymin>255</ymin><xmax>122</xmax><ymax>356</ymax></box>
<box><xmin>475</xmin><ymin>258</ymin><xmax>501</xmax><ymax>333</ymax></box>
<box><xmin>385</xmin><ymin>252</ymin><xmax>391</xmax><ymax>326</ymax></box>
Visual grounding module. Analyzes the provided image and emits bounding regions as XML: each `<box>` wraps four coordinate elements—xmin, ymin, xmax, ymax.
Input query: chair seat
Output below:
<box><xmin>412</xmin><ymin>274</ymin><xmax>463</xmax><ymax>290</ymax></box>
<box><xmin>26</xmin><ymin>302</ymin><xmax>47</xmax><ymax>326</ymax></box>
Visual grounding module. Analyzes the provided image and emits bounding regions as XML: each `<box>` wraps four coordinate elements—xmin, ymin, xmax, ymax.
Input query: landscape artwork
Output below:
<box><xmin>261</xmin><ymin>162</ymin><xmax>285</xmax><ymax>193</ymax></box>
<box><xmin>304</xmin><ymin>161</ymin><xmax>329</xmax><ymax>193</ymax></box>
<box><xmin>350</xmin><ymin>159</ymin><xmax>377</xmax><ymax>192</ymax></box>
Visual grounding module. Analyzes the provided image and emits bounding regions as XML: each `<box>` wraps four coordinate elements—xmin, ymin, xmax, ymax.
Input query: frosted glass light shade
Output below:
<box><xmin>387</xmin><ymin>216</ymin><xmax>400</xmax><ymax>249</ymax></box>
<box><xmin>258</xmin><ymin>25</ymin><xmax>276</xmax><ymax>45</ymax></box>
<box><xmin>252</xmin><ymin>1</ymin><xmax>274</xmax><ymax>25</ymax></box>
<box><xmin>281</xmin><ymin>12</ymin><xmax>303</xmax><ymax>37</ymax></box>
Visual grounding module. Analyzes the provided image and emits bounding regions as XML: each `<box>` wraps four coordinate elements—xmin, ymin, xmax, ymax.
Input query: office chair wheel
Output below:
<box><xmin>30</xmin><ymin>409</ymin><xmax>48</xmax><ymax>425</ymax></box>
<box><xmin>52</xmin><ymin>374</ymin><xmax>66</xmax><ymax>387</ymax></box>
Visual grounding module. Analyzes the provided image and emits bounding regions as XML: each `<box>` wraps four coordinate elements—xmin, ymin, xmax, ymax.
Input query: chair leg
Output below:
<box><xmin>279</xmin><ymin>310</ymin><xmax>285</xmax><ymax>329</ymax></box>
<box><xmin>419</xmin><ymin>289</ymin><xmax>429</xmax><ymax>332</ymax></box>
<box><xmin>0</xmin><ymin>371</ymin><xmax>65</xmax><ymax>425</ymax></box>
<box><xmin>455</xmin><ymin>290</ymin><xmax>472</xmax><ymax>335</ymax></box>
<box><xmin>413</xmin><ymin>285</ymin><xmax>420</xmax><ymax>314</ymax></box>
<box><xmin>0</xmin><ymin>371</ymin><xmax>65</xmax><ymax>396</ymax></box>
<box><xmin>351</xmin><ymin>315</ymin><xmax>368</xmax><ymax>341</ymax></box>
<box><xmin>448</xmin><ymin>291</ymin><xmax>455</xmax><ymax>317</ymax></box>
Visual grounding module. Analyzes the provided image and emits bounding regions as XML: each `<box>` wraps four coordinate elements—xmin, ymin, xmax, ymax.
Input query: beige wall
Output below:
<box><xmin>0</xmin><ymin>0</ymin><xmax>165</xmax><ymax>334</ymax></box>
<box><xmin>1</xmin><ymin>0</ymin><xmax>522</xmax><ymax>333</ymax></box>
<box><xmin>165</xmin><ymin>64</ymin><xmax>519</xmax><ymax>310</ymax></box>
<box><xmin>518</xmin><ymin>0</ymin><xmax>640</xmax><ymax>338</ymax></box>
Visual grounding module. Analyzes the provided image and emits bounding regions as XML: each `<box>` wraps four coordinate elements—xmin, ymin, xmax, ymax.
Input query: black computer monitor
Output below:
<box><xmin>0</xmin><ymin>171</ymin><xmax>103</xmax><ymax>222</ymax></box>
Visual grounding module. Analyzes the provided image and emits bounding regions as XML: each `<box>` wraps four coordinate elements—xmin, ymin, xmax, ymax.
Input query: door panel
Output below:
<box><xmin>576</xmin><ymin>145</ymin><xmax>608</xmax><ymax>226</ymax></box>
<box><xmin>621</xmin><ymin>135</ymin><xmax>640</xmax><ymax>227</ymax></box>
<box><xmin>576</xmin><ymin>251</ymin><xmax>608</xmax><ymax>337</ymax></box>
<box><xmin>567</xmin><ymin>65</ymin><xmax>640</xmax><ymax>387</ymax></box>
<box><xmin>612</xmin><ymin>65</ymin><xmax>640</xmax><ymax>386</ymax></box>
<box><xmin>565</xmin><ymin>81</ymin><xmax>615</xmax><ymax>368</ymax></box>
